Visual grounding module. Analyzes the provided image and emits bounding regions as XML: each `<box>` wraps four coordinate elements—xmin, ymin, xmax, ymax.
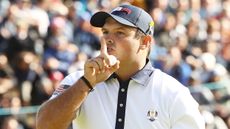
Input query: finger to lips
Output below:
<box><xmin>100</xmin><ymin>37</ymin><xmax>117</xmax><ymax>66</ymax></box>
<box><xmin>100</xmin><ymin>38</ymin><xmax>110</xmax><ymax>66</ymax></box>
<box><xmin>100</xmin><ymin>37</ymin><xmax>108</xmax><ymax>56</ymax></box>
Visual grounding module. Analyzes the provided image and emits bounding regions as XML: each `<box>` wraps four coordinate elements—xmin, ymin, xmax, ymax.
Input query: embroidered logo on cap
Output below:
<box><xmin>145</xmin><ymin>21</ymin><xmax>154</xmax><ymax>34</ymax></box>
<box><xmin>112</xmin><ymin>7</ymin><xmax>132</xmax><ymax>14</ymax></box>
<box><xmin>147</xmin><ymin>109</ymin><xmax>158</xmax><ymax>122</ymax></box>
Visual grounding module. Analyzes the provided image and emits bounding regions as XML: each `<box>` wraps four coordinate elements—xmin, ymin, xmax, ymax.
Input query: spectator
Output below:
<box><xmin>43</xmin><ymin>35</ymin><xmax>77</xmax><ymax>76</ymax></box>
<box><xmin>73</xmin><ymin>11</ymin><xmax>101</xmax><ymax>57</ymax></box>
<box><xmin>0</xmin><ymin>53</ymin><xmax>15</xmax><ymax>94</ymax></box>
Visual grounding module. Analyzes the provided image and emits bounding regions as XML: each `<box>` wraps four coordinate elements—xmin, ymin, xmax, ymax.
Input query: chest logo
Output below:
<box><xmin>147</xmin><ymin>109</ymin><xmax>158</xmax><ymax>122</ymax></box>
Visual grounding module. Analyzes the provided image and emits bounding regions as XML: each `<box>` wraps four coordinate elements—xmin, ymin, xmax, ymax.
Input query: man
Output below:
<box><xmin>36</xmin><ymin>4</ymin><xmax>205</xmax><ymax>129</ymax></box>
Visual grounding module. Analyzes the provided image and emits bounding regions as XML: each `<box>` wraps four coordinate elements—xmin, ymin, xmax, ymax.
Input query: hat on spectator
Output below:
<box><xmin>90</xmin><ymin>4</ymin><xmax>154</xmax><ymax>35</ymax></box>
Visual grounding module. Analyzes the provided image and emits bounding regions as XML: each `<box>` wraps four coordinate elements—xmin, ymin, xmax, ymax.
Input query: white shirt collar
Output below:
<box><xmin>107</xmin><ymin>60</ymin><xmax>154</xmax><ymax>86</ymax></box>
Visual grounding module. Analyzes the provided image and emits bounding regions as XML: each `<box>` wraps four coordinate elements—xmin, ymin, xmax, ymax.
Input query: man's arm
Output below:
<box><xmin>36</xmin><ymin>37</ymin><xmax>119</xmax><ymax>129</ymax></box>
<box><xmin>36</xmin><ymin>78</ymin><xmax>90</xmax><ymax>129</ymax></box>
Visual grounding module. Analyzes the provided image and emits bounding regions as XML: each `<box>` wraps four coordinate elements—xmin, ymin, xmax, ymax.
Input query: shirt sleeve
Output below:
<box><xmin>170</xmin><ymin>88</ymin><xmax>205</xmax><ymax>129</ymax></box>
<box><xmin>50</xmin><ymin>70</ymin><xmax>84</xmax><ymax>99</ymax></box>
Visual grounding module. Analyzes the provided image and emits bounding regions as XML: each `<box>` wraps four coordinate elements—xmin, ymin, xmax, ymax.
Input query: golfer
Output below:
<box><xmin>36</xmin><ymin>4</ymin><xmax>205</xmax><ymax>129</ymax></box>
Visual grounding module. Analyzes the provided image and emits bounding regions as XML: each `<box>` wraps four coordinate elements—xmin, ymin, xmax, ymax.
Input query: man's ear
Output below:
<box><xmin>140</xmin><ymin>35</ymin><xmax>152</xmax><ymax>49</ymax></box>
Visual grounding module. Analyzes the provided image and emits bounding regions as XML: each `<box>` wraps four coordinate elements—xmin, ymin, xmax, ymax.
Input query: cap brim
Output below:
<box><xmin>90</xmin><ymin>12</ymin><xmax>136</xmax><ymax>28</ymax></box>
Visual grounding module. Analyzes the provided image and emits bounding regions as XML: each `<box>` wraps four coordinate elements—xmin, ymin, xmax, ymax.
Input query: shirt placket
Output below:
<box><xmin>115</xmin><ymin>79</ymin><xmax>130</xmax><ymax>129</ymax></box>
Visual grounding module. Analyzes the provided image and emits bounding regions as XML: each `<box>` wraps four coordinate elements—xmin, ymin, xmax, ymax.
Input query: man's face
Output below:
<box><xmin>101</xmin><ymin>17</ymin><xmax>142</xmax><ymax>64</ymax></box>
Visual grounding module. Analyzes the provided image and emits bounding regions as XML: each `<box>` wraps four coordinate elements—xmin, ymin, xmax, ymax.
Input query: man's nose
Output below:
<box><xmin>106</xmin><ymin>39</ymin><xmax>114</xmax><ymax>44</ymax></box>
<box><xmin>104</xmin><ymin>35</ymin><xmax>114</xmax><ymax>45</ymax></box>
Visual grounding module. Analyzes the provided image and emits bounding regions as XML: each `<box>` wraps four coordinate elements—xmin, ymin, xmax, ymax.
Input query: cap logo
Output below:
<box><xmin>146</xmin><ymin>21</ymin><xmax>154</xmax><ymax>34</ymax></box>
<box><xmin>149</xmin><ymin>21</ymin><xmax>154</xmax><ymax>27</ymax></box>
<box><xmin>111</xmin><ymin>7</ymin><xmax>132</xmax><ymax>14</ymax></box>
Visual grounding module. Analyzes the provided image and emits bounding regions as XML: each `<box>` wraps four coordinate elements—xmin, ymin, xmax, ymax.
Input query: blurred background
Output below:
<box><xmin>0</xmin><ymin>0</ymin><xmax>229</xmax><ymax>129</ymax></box>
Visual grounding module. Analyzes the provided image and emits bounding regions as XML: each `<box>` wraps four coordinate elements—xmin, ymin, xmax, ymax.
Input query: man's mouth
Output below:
<box><xmin>107</xmin><ymin>47</ymin><xmax>114</xmax><ymax>53</ymax></box>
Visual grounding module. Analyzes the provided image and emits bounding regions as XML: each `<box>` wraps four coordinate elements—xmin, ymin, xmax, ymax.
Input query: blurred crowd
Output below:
<box><xmin>0</xmin><ymin>0</ymin><xmax>229</xmax><ymax>129</ymax></box>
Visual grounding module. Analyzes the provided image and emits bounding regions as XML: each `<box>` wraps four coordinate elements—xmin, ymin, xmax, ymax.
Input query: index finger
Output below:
<box><xmin>100</xmin><ymin>37</ymin><xmax>108</xmax><ymax>56</ymax></box>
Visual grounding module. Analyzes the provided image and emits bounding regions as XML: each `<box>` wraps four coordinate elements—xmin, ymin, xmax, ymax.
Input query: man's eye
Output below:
<box><xmin>116</xmin><ymin>31</ymin><xmax>125</xmax><ymax>35</ymax></box>
<box><xmin>102</xmin><ymin>31</ymin><xmax>108</xmax><ymax>35</ymax></box>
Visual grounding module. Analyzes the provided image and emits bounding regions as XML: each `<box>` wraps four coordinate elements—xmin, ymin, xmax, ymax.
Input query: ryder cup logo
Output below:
<box><xmin>147</xmin><ymin>109</ymin><xmax>158</xmax><ymax>122</ymax></box>
<box><xmin>111</xmin><ymin>7</ymin><xmax>132</xmax><ymax>14</ymax></box>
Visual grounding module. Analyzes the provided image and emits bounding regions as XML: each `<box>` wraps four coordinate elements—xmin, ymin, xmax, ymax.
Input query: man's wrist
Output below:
<box><xmin>80</xmin><ymin>76</ymin><xmax>94</xmax><ymax>92</ymax></box>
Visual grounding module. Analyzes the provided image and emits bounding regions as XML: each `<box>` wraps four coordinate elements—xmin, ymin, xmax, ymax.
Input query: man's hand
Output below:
<box><xmin>84</xmin><ymin>37</ymin><xmax>119</xmax><ymax>86</ymax></box>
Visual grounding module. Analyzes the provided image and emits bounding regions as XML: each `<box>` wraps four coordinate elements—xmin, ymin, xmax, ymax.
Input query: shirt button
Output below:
<box><xmin>119</xmin><ymin>103</ymin><xmax>123</xmax><ymax>107</ymax></box>
<box><xmin>118</xmin><ymin>118</ymin><xmax>122</xmax><ymax>122</ymax></box>
<box><xmin>121</xmin><ymin>88</ymin><xmax>125</xmax><ymax>92</ymax></box>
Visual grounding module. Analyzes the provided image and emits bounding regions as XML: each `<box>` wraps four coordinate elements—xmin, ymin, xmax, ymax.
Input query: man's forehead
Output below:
<box><xmin>103</xmin><ymin>17</ymin><xmax>137</xmax><ymax>30</ymax></box>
